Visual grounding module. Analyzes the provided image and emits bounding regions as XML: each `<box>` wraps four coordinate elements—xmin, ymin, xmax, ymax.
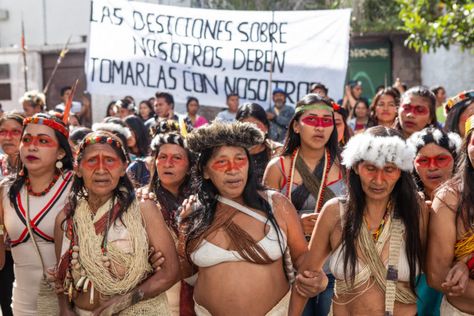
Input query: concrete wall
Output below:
<box><xmin>421</xmin><ymin>45</ymin><xmax>474</xmax><ymax>98</ymax></box>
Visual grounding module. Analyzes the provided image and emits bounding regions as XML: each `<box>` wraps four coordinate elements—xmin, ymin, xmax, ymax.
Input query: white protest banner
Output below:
<box><xmin>86</xmin><ymin>0</ymin><xmax>351</xmax><ymax>107</ymax></box>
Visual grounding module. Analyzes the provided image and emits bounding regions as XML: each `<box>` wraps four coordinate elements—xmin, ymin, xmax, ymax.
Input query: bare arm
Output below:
<box><xmin>263</xmin><ymin>156</ymin><xmax>284</xmax><ymax>190</ymax></box>
<box><xmin>94</xmin><ymin>200</ymin><xmax>180</xmax><ymax>315</ymax></box>
<box><xmin>427</xmin><ymin>189</ymin><xmax>474</xmax><ymax>299</ymax></box>
<box><xmin>288</xmin><ymin>198</ymin><xmax>339</xmax><ymax>316</ymax></box>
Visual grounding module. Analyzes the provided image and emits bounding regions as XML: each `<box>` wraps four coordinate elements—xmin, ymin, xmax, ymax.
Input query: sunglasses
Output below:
<box><xmin>415</xmin><ymin>154</ymin><xmax>453</xmax><ymax>168</ymax></box>
<box><xmin>301</xmin><ymin>116</ymin><xmax>334</xmax><ymax>128</ymax></box>
<box><xmin>401</xmin><ymin>104</ymin><xmax>429</xmax><ymax>115</ymax></box>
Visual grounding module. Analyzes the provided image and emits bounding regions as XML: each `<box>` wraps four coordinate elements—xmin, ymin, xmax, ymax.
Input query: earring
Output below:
<box><xmin>19</xmin><ymin>168</ymin><xmax>25</xmax><ymax>176</ymax></box>
<box><xmin>56</xmin><ymin>160</ymin><xmax>65</xmax><ymax>178</ymax></box>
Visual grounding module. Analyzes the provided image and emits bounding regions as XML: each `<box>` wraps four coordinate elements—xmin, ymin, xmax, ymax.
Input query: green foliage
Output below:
<box><xmin>398</xmin><ymin>0</ymin><xmax>474</xmax><ymax>52</ymax></box>
<box><xmin>352</xmin><ymin>0</ymin><xmax>402</xmax><ymax>33</ymax></box>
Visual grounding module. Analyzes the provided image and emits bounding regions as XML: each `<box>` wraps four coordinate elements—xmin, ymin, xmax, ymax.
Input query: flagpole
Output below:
<box><xmin>43</xmin><ymin>36</ymin><xmax>71</xmax><ymax>95</ymax></box>
<box><xmin>21</xmin><ymin>15</ymin><xmax>28</xmax><ymax>92</ymax></box>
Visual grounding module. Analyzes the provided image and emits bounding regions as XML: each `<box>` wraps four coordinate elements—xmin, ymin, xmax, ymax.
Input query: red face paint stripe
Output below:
<box><xmin>301</xmin><ymin>116</ymin><xmax>334</xmax><ymax>128</ymax></box>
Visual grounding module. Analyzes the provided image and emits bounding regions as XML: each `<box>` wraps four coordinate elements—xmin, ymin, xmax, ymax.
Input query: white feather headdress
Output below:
<box><xmin>92</xmin><ymin>122</ymin><xmax>132</xmax><ymax>139</ymax></box>
<box><xmin>342</xmin><ymin>133</ymin><xmax>416</xmax><ymax>171</ymax></box>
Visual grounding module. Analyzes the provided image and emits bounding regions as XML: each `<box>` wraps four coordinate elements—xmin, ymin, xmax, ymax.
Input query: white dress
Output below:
<box><xmin>3</xmin><ymin>171</ymin><xmax>73</xmax><ymax>316</ymax></box>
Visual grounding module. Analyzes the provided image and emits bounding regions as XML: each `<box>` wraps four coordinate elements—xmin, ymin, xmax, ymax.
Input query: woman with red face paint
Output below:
<box><xmin>395</xmin><ymin>86</ymin><xmax>438</xmax><ymax>139</ymax></box>
<box><xmin>147</xmin><ymin>120</ymin><xmax>195</xmax><ymax>316</ymax></box>
<box><xmin>427</xmin><ymin>115</ymin><xmax>474</xmax><ymax>315</ymax></box>
<box><xmin>0</xmin><ymin>112</ymin><xmax>25</xmax><ymax>316</ymax></box>
<box><xmin>55</xmin><ymin>130</ymin><xmax>178</xmax><ymax>315</ymax></box>
<box><xmin>408</xmin><ymin>127</ymin><xmax>462</xmax><ymax>316</ymax></box>
<box><xmin>264</xmin><ymin>93</ymin><xmax>345</xmax><ymax>316</ymax></box>
<box><xmin>178</xmin><ymin>121</ymin><xmax>311</xmax><ymax>315</ymax></box>
<box><xmin>0</xmin><ymin>113</ymin><xmax>74</xmax><ymax>315</ymax></box>
<box><xmin>289</xmin><ymin>126</ymin><xmax>427</xmax><ymax>316</ymax></box>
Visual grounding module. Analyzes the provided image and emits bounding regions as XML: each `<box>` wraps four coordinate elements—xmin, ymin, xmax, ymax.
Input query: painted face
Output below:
<box><xmin>293</xmin><ymin>106</ymin><xmax>334</xmax><ymax>150</ymax></box>
<box><xmin>375</xmin><ymin>94</ymin><xmax>397</xmax><ymax>125</ymax></box>
<box><xmin>154</xmin><ymin>97</ymin><xmax>172</xmax><ymax>118</ymax></box>
<box><xmin>19</xmin><ymin>124</ymin><xmax>64</xmax><ymax>174</ymax></box>
<box><xmin>0</xmin><ymin>119</ymin><xmax>23</xmax><ymax>156</ymax></box>
<box><xmin>204</xmin><ymin>146</ymin><xmax>249</xmax><ymax>199</ymax></box>
<box><xmin>458</xmin><ymin>103</ymin><xmax>474</xmax><ymax>137</ymax></box>
<box><xmin>334</xmin><ymin>112</ymin><xmax>345</xmax><ymax>143</ymax></box>
<box><xmin>77</xmin><ymin>144</ymin><xmax>126</xmax><ymax>199</ymax></box>
<box><xmin>414</xmin><ymin>143</ymin><xmax>454</xmax><ymax>194</ymax></box>
<box><xmin>240</xmin><ymin>117</ymin><xmax>268</xmax><ymax>134</ymax></box>
<box><xmin>356</xmin><ymin>161</ymin><xmax>401</xmax><ymax>201</ymax></box>
<box><xmin>187</xmin><ymin>100</ymin><xmax>199</xmax><ymax>116</ymax></box>
<box><xmin>139</xmin><ymin>102</ymin><xmax>151</xmax><ymax>118</ymax></box>
<box><xmin>399</xmin><ymin>95</ymin><xmax>432</xmax><ymax>137</ymax></box>
<box><xmin>156</xmin><ymin>144</ymin><xmax>190</xmax><ymax>190</ymax></box>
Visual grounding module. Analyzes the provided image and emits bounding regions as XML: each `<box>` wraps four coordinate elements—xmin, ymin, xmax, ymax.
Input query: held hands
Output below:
<box><xmin>294</xmin><ymin>270</ymin><xmax>328</xmax><ymax>298</ymax></box>
<box><xmin>148</xmin><ymin>246</ymin><xmax>165</xmax><ymax>271</ymax></box>
<box><xmin>135</xmin><ymin>187</ymin><xmax>157</xmax><ymax>202</ymax></box>
<box><xmin>442</xmin><ymin>261</ymin><xmax>470</xmax><ymax>296</ymax></box>
<box><xmin>300</xmin><ymin>213</ymin><xmax>318</xmax><ymax>237</ymax></box>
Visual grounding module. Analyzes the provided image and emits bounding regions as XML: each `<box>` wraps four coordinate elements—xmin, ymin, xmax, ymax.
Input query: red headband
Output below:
<box><xmin>23</xmin><ymin>116</ymin><xmax>69</xmax><ymax>138</ymax></box>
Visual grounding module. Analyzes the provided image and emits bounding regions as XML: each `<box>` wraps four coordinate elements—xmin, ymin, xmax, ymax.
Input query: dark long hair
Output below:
<box><xmin>185</xmin><ymin>146</ymin><xmax>284</xmax><ymax>259</ymax></box>
<box><xmin>395</xmin><ymin>86</ymin><xmax>438</xmax><ymax>135</ymax></box>
<box><xmin>281</xmin><ymin>93</ymin><xmax>339</xmax><ymax>159</ymax></box>
<box><xmin>341</xmin><ymin>126</ymin><xmax>423</xmax><ymax>293</ymax></box>
<box><xmin>444</xmin><ymin>99</ymin><xmax>474</xmax><ymax>136</ymax></box>
<box><xmin>8</xmin><ymin>113</ymin><xmax>74</xmax><ymax>204</ymax></box>
<box><xmin>368</xmin><ymin>87</ymin><xmax>400</xmax><ymax>127</ymax></box>
<box><xmin>438</xmin><ymin>129</ymin><xmax>474</xmax><ymax>231</ymax></box>
<box><xmin>124</xmin><ymin>115</ymin><xmax>150</xmax><ymax>157</ymax></box>
<box><xmin>236</xmin><ymin>102</ymin><xmax>270</xmax><ymax>130</ymax></box>
<box><xmin>64</xmin><ymin>131</ymin><xmax>135</xmax><ymax>224</ymax></box>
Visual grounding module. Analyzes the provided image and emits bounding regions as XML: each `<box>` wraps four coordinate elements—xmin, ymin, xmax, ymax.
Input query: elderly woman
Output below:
<box><xmin>54</xmin><ymin>130</ymin><xmax>179</xmax><ymax>315</ymax></box>
<box><xmin>427</xmin><ymin>114</ymin><xmax>474</xmax><ymax>315</ymax></box>
<box><xmin>148</xmin><ymin>120</ymin><xmax>195</xmax><ymax>316</ymax></box>
<box><xmin>408</xmin><ymin>127</ymin><xmax>462</xmax><ymax>315</ymax></box>
<box><xmin>180</xmin><ymin>122</ymin><xmax>310</xmax><ymax>315</ymax></box>
<box><xmin>290</xmin><ymin>126</ymin><xmax>427</xmax><ymax>316</ymax></box>
<box><xmin>0</xmin><ymin>113</ymin><xmax>74</xmax><ymax>315</ymax></box>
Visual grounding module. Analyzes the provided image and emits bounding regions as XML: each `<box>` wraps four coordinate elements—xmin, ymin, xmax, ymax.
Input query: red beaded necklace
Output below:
<box><xmin>26</xmin><ymin>173</ymin><xmax>60</xmax><ymax>197</ymax></box>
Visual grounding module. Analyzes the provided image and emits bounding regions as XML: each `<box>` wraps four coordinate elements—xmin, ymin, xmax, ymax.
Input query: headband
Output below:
<box><xmin>79</xmin><ymin>133</ymin><xmax>130</xmax><ymax>164</ymax></box>
<box><xmin>465</xmin><ymin>114</ymin><xmax>474</xmax><ymax>138</ymax></box>
<box><xmin>444</xmin><ymin>90</ymin><xmax>474</xmax><ymax>114</ymax></box>
<box><xmin>187</xmin><ymin>121</ymin><xmax>264</xmax><ymax>153</ymax></box>
<box><xmin>342</xmin><ymin>133</ymin><xmax>416</xmax><ymax>171</ymax></box>
<box><xmin>295</xmin><ymin>102</ymin><xmax>340</xmax><ymax>114</ymax></box>
<box><xmin>23</xmin><ymin>116</ymin><xmax>69</xmax><ymax>138</ymax></box>
<box><xmin>408</xmin><ymin>127</ymin><xmax>462</xmax><ymax>155</ymax></box>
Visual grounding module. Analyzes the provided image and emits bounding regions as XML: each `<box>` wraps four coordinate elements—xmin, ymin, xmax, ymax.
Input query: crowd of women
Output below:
<box><xmin>0</xmin><ymin>84</ymin><xmax>473</xmax><ymax>316</ymax></box>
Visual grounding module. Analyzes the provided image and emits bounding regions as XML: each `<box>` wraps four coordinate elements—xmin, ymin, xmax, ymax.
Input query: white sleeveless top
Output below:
<box><xmin>3</xmin><ymin>171</ymin><xmax>73</xmax><ymax>316</ymax></box>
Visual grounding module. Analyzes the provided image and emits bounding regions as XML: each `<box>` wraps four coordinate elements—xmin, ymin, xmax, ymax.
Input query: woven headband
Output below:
<box><xmin>466</xmin><ymin>114</ymin><xmax>474</xmax><ymax>138</ymax></box>
<box><xmin>444</xmin><ymin>90</ymin><xmax>474</xmax><ymax>114</ymax></box>
<box><xmin>295</xmin><ymin>102</ymin><xmax>340</xmax><ymax>114</ymax></box>
<box><xmin>79</xmin><ymin>133</ymin><xmax>130</xmax><ymax>164</ymax></box>
<box><xmin>23</xmin><ymin>116</ymin><xmax>69</xmax><ymax>138</ymax></box>
<box><xmin>342</xmin><ymin>133</ymin><xmax>416</xmax><ymax>171</ymax></box>
<box><xmin>408</xmin><ymin>128</ymin><xmax>462</xmax><ymax>155</ymax></box>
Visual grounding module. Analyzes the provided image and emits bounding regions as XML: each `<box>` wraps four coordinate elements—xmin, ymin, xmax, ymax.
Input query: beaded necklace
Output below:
<box><xmin>365</xmin><ymin>201</ymin><xmax>391</xmax><ymax>242</ymax></box>
<box><xmin>286</xmin><ymin>147</ymin><xmax>331</xmax><ymax>213</ymax></box>
<box><xmin>26</xmin><ymin>173</ymin><xmax>60</xmax><ymax>197</ymax></box>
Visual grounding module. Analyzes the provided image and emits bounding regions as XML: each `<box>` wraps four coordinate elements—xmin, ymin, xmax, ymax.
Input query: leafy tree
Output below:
<box><xmin>398</xmin><ymin>0</ymin><xmax>474</xmax><ymax>52</ymax></box>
